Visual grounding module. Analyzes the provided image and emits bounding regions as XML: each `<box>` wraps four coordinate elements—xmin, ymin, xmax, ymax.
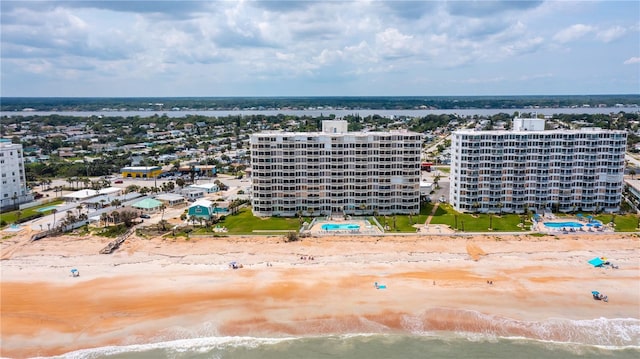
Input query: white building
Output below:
<box><xmin>0</xmin><ymin>142</ymin><xmax>33</xmax><ymax>209</ymax></box>
<box><xmin>250</xmin><ymin>120</ymin><xmax>423</xmax><ymax>217</ymax></box>
<box><xmin>449</xmin><ymin>118</ymin><xmax>627</xmax><ymax>214</ymax></box>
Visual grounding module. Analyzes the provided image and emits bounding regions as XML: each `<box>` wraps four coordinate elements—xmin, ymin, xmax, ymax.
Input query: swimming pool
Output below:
<box><xmin>322</xmin><ymin>223</ymin><xmax>361</xmax><ymax>231</ymax></box>
<box><xmin>543</xmin><ymin>221</ymin><xmax>583</xmax><ymax>228</ymax></box>
<box><xmin>37</xmin><ymin>205</ymin><xmax>59</xmax><ymax>212</ymax></box>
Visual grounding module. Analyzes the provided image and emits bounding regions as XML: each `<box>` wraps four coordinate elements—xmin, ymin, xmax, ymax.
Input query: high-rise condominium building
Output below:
<box><xmin>0</xmin><ymin>142</ymin><xmax>33</xmax><ymax>210</ymax></box>
<box><xmin>250</xmin><ymin>120</ymin><xmax>423</xmax><ymax>217</ymax></box>
<box><xmin>449</xmin><ymin>118</ymin><xmax>627</xmax><ymax>214</ymax></box>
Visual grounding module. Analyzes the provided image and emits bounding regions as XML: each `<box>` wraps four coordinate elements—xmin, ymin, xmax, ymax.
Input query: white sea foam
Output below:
<box><xmin>34</xmin><ymin>336</ymin><xmax>301</xmax><ymax>359</ymax></box>
<box><xmin>32</xmin><ymin>314</ymin><xmax>640</xmax><ymax>358</ymax></box>
<box><xmin>403</xmin><ymin>308</ymin><xmax>640</xmax><ymax>348</ymax></box>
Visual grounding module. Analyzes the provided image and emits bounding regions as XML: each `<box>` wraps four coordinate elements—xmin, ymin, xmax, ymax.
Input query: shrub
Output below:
<box><xmin>284</xmin><ymin>231</ymin><xmax>300</xmax><ymax>242</ymax></box>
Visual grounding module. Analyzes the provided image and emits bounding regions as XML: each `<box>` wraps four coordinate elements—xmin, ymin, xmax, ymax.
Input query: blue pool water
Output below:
<box><xmin>37</xmin><ymin>205</ymin><xmax>59</xmax><ymax>212</ymax></box>
<box><xmin>543</xmin><ymin>221</ymin><xmax>583</xmax><ymax>228</ymax></box>
<box><xmin>322</xmin><ymin>223</ymin><xmax>361</xmax><ymax>231</ymax></box>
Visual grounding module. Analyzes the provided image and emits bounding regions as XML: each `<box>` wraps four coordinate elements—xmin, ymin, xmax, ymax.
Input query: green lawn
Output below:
<box><xmin>214</xmin><ymin>204</ymin><xmax>640</xmax><ymax>234</ymax></box>
<box><xmin>219</xmin><ymin>208</ymin><xmax>303</xmax><ymax>234</ymax></box>
<box><xmin>0</xmin><ymin>200</ymin><xmax>64</xmax><ymax>227</ymax></box>
<box><xmin>596</xmin><ymin>214</ymin><xmax>638</xmax><ymax>232</ymax></box>
<box><xmin>426</xmin><ymin>203</ymin><xmax>529</xmax><ymax>232</ymax></box>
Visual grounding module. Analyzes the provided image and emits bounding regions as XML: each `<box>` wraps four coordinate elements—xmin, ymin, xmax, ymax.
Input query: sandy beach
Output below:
<box><xmin>1</xmin><ymin>231</ymin><xmax>639</xmax><ymax>358</ymax></box>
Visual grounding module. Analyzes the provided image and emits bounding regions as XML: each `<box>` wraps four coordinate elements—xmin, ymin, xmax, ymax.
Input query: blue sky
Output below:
<box><xmin>1</xmin><ymin>0</ymin><xmax>638</xmax><ymax>97</ymax></box>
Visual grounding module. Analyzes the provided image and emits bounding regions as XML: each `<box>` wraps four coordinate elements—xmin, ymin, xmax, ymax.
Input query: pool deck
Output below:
<box><xmin>308</xmin><ymin>218</ymin><xmax>383</xmax><ymax>236</ymax></box>
<box><xmin>534</xmin><ymin>218</ymin><xmax>613</xmax><ymax>234</ymax></box>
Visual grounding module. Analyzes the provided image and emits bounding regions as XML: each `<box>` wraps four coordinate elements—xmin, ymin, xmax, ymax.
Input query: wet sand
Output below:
<box><xmin>1</xmin><ymin>232</ymin><xmax>639</xmax><ymax>358</ymax></box>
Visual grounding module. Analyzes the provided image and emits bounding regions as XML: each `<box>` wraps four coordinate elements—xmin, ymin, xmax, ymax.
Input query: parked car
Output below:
<box><xmin>114</xmin><ymin>179</ymin><xmax>123</xmax><ymax>184</ymax></box>
<box><xmin>140</xmin><ymin>214</ymin><xmax>151</xmax><ymax>219</ymax></box>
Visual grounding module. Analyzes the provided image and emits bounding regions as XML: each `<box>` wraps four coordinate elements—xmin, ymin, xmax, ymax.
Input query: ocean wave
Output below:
<box><xmin>409</xmin><ymin>308</ymin><xmax>640</xmax><ymax>347</ymax></box>
<box><xmin>35</xmin><ymin>336</ymin><xmax>301</xmax><ymax>359</ymax></box>
<box><xmin>32</xmin><ymin>312</ymin><xmax>640</xmax><ymax>359</ymax></box>
<box><xmin>34</xmin><ymin>332</ymin><xmax>640</xmax><ymax>359</ymax></box>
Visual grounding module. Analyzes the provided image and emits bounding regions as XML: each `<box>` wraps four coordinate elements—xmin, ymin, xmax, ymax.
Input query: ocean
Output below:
<box><xmin>39</xmin><ymin>317</ymin><xmax>640</xmax><ymax>359</ymax></box>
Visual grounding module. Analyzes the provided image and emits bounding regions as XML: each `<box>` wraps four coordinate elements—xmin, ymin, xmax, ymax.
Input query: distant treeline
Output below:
<box><xmin>1</xmin><ymin>95</ymin><xmax>639</xmax><ymax>111</ymax></box>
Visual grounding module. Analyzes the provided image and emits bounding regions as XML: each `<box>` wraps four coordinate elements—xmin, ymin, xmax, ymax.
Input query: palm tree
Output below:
<box><xmin>111</xmin><ymin>211</ymin><xmax>121</xmax><ymax>225</ymax></box>
<box><xmin>111</xmin><ymin>199</ymin><xmax>121</xmax><ymax>208</ymax></box>
<box><xmin>433</xmin><ymin>173</ymin><xmax>441</xmax><ymax>189</ymax></box>
<box><xmin>158</xmin><ymin>219</ymin><xmax>169</xmax><ymax>231</ymax></box>
<box><xmin>52</xmin><ymin>208</ymin><xmax>58</xmax><ymax>227</ymax></box>
<box><xmin>472</xmin><ymin>202</ymin><xmax>481</xmax><ymax>215</ymax></box>
<box><xmin>211</xmin><ymin>202</ymin><xmax>218</xmax><ymax>216</ymax></box>
<box><xmin>15</xmin><ymin>210</ymin><xmax>22</xmax><ymax>224</ymax></box>
<box><xmin>11</xmin><ymin>193</ymin><xmax>18</xmax><ymax>210</ymax></box>
<box><xmin>101</xmin><ymin>212</ymin><xmax>109</xmax><ymax>227</ymax></box>
<box><xmin>160</xmin><ymin>203</ymin><xmax>167</xmax><ymax>222</ymax></box>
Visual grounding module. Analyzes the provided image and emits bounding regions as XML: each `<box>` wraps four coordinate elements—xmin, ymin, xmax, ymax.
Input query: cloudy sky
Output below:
<box><xmin>1</xmin><ymin>0</ymin><xmax>639</xmax><ymax>97</ymax></box>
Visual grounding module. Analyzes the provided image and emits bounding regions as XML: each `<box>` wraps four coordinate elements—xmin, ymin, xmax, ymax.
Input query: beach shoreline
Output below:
<box><xmin>1</xmin><ymin>232</ymin><xmax>639</xmax><ymax>358</ymax></box>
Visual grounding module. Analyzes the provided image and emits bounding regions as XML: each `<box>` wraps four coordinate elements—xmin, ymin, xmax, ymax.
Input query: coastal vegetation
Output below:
<box><xmin>2</xmin><ymin>95</ymin><xmax>638</xmax><ymax>112</ymax></box>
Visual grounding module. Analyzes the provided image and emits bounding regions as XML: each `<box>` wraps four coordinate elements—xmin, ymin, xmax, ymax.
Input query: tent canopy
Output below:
<box><xmin>588</xmin><ymin>257</ymin><xmax>604</xmax><ymax>267</ymax></box>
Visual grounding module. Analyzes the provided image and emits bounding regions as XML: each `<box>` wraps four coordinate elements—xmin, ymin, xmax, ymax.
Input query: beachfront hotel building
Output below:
<box><xmin>0</xmin><ymin>141</ymin><xmax>33</xmax><ymax>210</ymax></box>
<box><xmin>250</xmin><ymin>120</ymin><xmax>422</xmax><ymax>217</ymax></box>
<box><xmin>449</xmin><ymin>118</ymin><xmax>627</xmax><ymax>214</ymax></box>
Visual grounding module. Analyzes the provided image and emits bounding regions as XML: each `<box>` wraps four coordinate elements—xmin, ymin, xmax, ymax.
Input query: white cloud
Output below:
<box><xmin>553</xmin><ymin>24</ymin><xmax>594</xmax><ymax>43</ymax></box>
<box><xmin>596</xmin><ymin>26</ymin><xmax>627</xmax><ymax>43</ymax></box>
<box><xmin>623</xmin><ymin>57</ymin><xmax>640</xmax><ymax>65</ymax></box>
<box><xmin>374</xmin><ymin>28</ymin><xmax>417</xmax><ymax>59</ymax></box>
<box><xmin>1</xmin><ymin>0</ymin><xmax>639</xmax><ymax>96</ymax></box>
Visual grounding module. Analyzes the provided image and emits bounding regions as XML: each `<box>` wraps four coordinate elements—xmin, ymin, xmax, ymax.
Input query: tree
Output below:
<box><xmin>472</xmin><ymin>202</ymin><xmax>481</xmax><ymax>214</ymax></box>
<box><xmin>111</xmin><ymin>211</ymin><xmax>121</xmax><ymax>225</ymax></box>
<box><xmin>100</xmin><ymin>212</ymin><xmax>109</xmax><ymax>227</ymax></box>
<box><xmin>160</xmin><ymin>203</ymin><xmax>167</xmax><ymax>222</ymax></box>
<box><xmin>119</xmin><ymin>210</ymin><xmax>138</xmax><ymax>227</ymax></box>
<box><xmin>630</xmin><ymin>169</ymin><xmax>637</xmax><ymax>179</ymax></box>
<box><xmin>111</xmin><ymin>199</ymin><xmax>122</xmax><ymax>208</ymax></box>
<box><xmin>52</xmin><ymin>208</ymin><xmax>58</xmax><ymax>227</ymax></box>
<box><xmin>433</xmin><ymin>173</ymin><xmax>441</xmax><ymax>189</ymax></box>
<box><xmin>176</xmin><ymin>178</ymin><xmax>186</xmax><ymax>189</ymax></box>
<box><xmin>158</xmin><ymin>219</ymin><xmax>169</xmax><ymax>231</ymax></box>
